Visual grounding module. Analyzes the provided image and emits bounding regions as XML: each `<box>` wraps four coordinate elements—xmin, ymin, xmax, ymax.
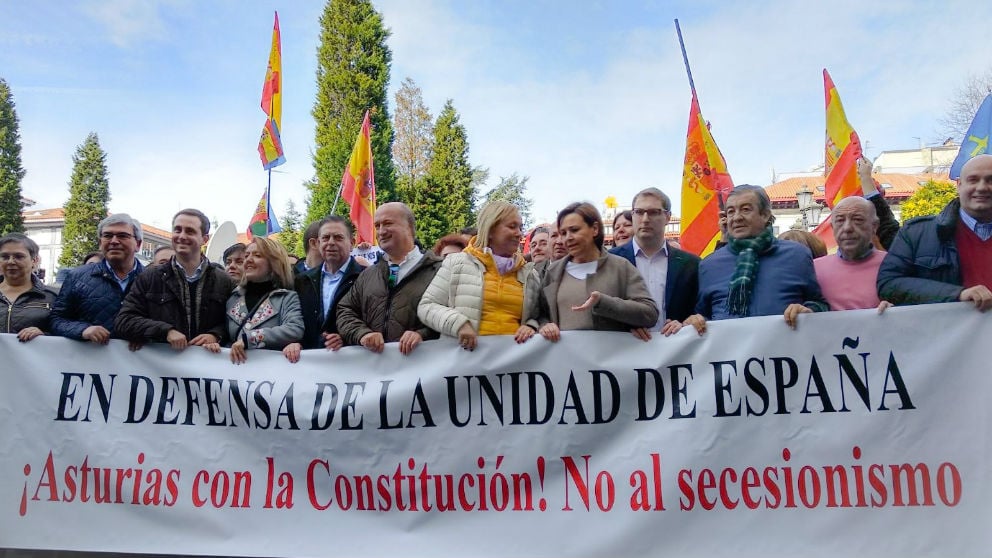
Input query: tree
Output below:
<box><xmin>939</xmin><ymin>67</ymin><xmax>992</xmax><ymax>142</ymax></box>
<box><xmin>59</xmin><ymin>133</ymin><xmax>110</xmax><ymax>267</ymax></box>
<box><xmin>900</xmin><ymin>180</ymin><xmax>957</xmax><ymax>223</ymax></box>
<box><xmin>392</xmin><ymin>77</ymin><xmax>432</xmax><ymax>204</ymax></box>
<box><xmin>481</xmin><ymin>173</ymin><xmax>534</xmax><ymax>228</ymax></box>
<box><xmin>308</xmin><ymin>0</ymin><xmax>395</xmax><ymax>225</ymax></box>
<box><xmin>412</xmin><ymin>100</ymin><xmax>476</xmax><ymax>247</ymax></box>
<box><xmin>0</xmin><ymin>78</ymin><xmax>26</xmax><ymax>234</ymax></box>
<box><xmin>278</xmin><ymin>199</ymin><xmax>304</xmax><ymax>257</ymax></box>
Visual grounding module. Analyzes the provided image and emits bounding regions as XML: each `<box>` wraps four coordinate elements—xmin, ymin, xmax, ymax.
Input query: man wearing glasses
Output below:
<box><xmin>51</xmin><ymin>213</ymin><xmax>146</xmax><ymax>344</ymax></box>
<box><xmin>609</xmin><ymin>187</ymin><xmax>699</xmax><ymax>335</ymax></box>
<box><xmin>337</xmin><ymin>202</ymin><xmax>442</xmax><ymax>355</ymax></box>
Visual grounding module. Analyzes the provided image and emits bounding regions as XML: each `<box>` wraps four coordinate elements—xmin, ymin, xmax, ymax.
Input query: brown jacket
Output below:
<box><xmin>540</xmin><ymin>250</ymin><xmax>658</xmax><ymax>331</ymax></box>
<box><xmin>336</xmin><ymin>251</ymin><xmax>443</xmax><ymax>345</ymax></box>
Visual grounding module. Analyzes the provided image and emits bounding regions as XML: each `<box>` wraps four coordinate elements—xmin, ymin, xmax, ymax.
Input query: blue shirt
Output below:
<box><xmin>959</xmin><ymin>208</ymin><xmax>992</xmax><ymax>241</ymax></box>
<box><xmin>320</xmin><ymin>263</ymin><xmax>345</xmax><ymax>319</ymax></box>
<box><xmin>103</xmin><ymin>259</ymin><xmax>140</xmax><ymax>292</ymax></box>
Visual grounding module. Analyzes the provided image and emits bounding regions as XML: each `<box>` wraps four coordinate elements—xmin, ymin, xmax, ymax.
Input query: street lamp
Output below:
<box><xmin>792</xmin><ymin>185</ymin><xmax>824</xmax><ymax>231</ymax></box>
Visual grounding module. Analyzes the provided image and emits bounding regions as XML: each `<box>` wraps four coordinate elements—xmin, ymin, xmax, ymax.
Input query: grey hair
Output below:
<box><xmin>0</xmin><ymin>232</ymin><xmax>39</xmax><ymax>259</ymax></box>
<box><xmin>98</xmin><ymin>213</ymin><xmax>143</xmax><ymax>243</ymax></box>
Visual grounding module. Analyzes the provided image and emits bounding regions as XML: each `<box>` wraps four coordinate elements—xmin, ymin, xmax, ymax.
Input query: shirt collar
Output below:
<box><xmin>960</xmin><ymin>207</ymin><xmax>992</xmax><ymax>230</ymax></box>
<box><xmin>104</xmin><ymin>258</ymin><xmax>138</xmax><ymax>278</ymax></box>
<box><xmin>631</xmin><ymin>237</ymin><xmax>668</xmax><ymax>258</ymax></box>
<box><xmin>385</xmin><ymin>246</ymin><xmax>420</xmax><ymax>266</ymax></box>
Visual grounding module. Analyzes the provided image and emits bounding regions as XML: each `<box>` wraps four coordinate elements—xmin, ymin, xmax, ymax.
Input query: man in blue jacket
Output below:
<box><xmin>877</xmin><ymin>154</ymin><xmax>992</xmax><ymax>310</ymax></box>
<box><xmin>51</xmin><ymin>213</ymin><xmax>145</xmax><ymax>343</ymax></box>
<box><xmin>684</xmin><ymin>186</ymin><xmax>828</xmax><ymax>333</ymax></box>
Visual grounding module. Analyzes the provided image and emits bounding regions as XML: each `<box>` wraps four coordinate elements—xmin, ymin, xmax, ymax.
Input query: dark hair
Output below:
<box><xmin>222</xmin><ymin>243</ymin><xmax>246</xmax><ymax>263</ymax></box>
<box><xmin>172</xmin><ymin>208</ymin><xmax>211</xmax><ymax>235</ymax></box>
<box><xmin>459</xmin><ymin>226</ymin><xmax>478</xmax><ymax>237</ymax></box>
<box><xmin>80</xmin><ymin>251</ymin><xmax>103</xmax><ymax>266</ymax></box>
<box><xmin>726</xmin><ymin>185</ymin><xmax>775</xmax><ymax>225</ymax></box>
<box><xmin>0</xmin><ymin>233</ymin><xmax>39</xmax><ymax>259</ymax></box>
<box><xmin>432</xmin><ymin>234</ymin><xmax>468</xmax><ymax>256</ymax></box>
<box><xmin>302</xmin><ymin>220</ymin><xmax>325</xmax><ymax>249</ymax></box>
<box><xmin>153</xmin><ymin>245</ymin><xmax>174</xmax><ymax>257</ymax></box>
<box><xmin>530</xmin><ymin>226</ymin><xmax>550</xmax><ymax>237</ymax></box>
<box><xmin>557</xmin><ymin>202</ymin><xmax>605</xmax><ymax>250</ymax></box>
<box><xmin>632</xmin><ymin>187</ymin><xmax>672</xmax><ymax>211</ymax></box>
<box><xmin>612</xmin><ymin>210</ymin><xmax>633</xmax><ymax>229</ymax></box>
<box><xmin>315</xmin><ymin>215</ymin><xmax>353</xmax><ymax>239</ymax></box>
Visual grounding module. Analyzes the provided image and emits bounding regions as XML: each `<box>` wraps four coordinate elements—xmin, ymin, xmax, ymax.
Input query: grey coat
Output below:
<box><xmin>225</xmin><ymin>288</ymin><xmax>304</xmax><ymax>350</ymax></box>
<box><xmin>540</xmin><ymin>250</ymin><xmax>659</xmax><ymax>331</ymax></box>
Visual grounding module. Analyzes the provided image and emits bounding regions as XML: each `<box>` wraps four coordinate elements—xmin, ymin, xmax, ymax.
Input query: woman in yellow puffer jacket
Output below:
<box><xmin>418</xmin><ymin>200</ymin><xmax>541</xmax><ymax>351</ymax></box>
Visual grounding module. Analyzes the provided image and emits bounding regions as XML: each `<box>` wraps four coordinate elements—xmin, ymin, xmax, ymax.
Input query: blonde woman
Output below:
<box><xmin>222</xmin><ymin>237</ymin><xmax>304</xmax><ymax>364</ymax></box>
<box><xmin>418</xmin><ymin>200</ymin><xmax>541</xmax><ymax>351</ymax></box>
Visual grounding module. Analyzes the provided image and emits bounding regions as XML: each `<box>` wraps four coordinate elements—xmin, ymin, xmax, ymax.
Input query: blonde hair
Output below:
<box><xmin>243</xmin><ymin>237</ymin><xmax>294</xmax><ymax>289</ymax></box>
<box><xmin>474</xmin><ymin>200</ymin><xmax>520</xmax><ymax>250</ymax></box>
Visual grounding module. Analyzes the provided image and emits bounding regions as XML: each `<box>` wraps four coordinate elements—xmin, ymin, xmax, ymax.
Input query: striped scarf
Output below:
<box><xmin>727</xmin><ymin>226</ymin><xmax>775</xmax><ymax>317</ymax></box>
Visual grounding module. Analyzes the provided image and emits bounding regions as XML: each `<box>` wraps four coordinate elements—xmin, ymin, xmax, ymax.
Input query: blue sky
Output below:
<box><xmin>2</xmin><ymin>0</ymin><xmax>989</xmax><ymax>232</ymax></box>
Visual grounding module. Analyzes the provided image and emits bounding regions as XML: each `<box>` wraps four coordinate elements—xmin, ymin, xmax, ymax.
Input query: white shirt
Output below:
<box><xmin>631</xmin><ymin>238</ymin><xmax>669</xmax><ymax>327</ymax></box>
<box><xmin>386</xmin><ymin>247</ymin><xmax>424</xmax><ymax>284</ymax></box>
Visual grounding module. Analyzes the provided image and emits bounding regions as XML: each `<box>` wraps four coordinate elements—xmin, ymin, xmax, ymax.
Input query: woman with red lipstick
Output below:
<box><xmin>223</xmin><ymin>237</ymin><xmax>304</xmax><ymax>364</ymax></box>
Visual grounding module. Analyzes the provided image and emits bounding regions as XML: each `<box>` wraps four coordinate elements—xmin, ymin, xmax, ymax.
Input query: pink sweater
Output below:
<box><xmin>813</xmin><ymin>250</ymin><xmax>887</xmax><ymax>310</ymax></box>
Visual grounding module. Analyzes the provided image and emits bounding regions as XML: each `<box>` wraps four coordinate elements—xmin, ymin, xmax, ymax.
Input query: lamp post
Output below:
<box><xmin>792</xmin><ymin>185</ymin><xmax>824</xmax><ymax>231</ymax></box>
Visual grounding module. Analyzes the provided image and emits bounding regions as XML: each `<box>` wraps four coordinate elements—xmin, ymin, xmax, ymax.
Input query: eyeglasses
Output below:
<box><xmin>632</xmin><ymin>208</ymin><xmax>668</xmax><ymax>218</ymax></box>
<box><xmin>387</xmin><ymin>263</ymin><xmax>400</xmax><ymax>287</ymax></box>
<box><xmin>100</xmin><ymin>232</ymin><xmax>134</xmax><ymax>241</ymax></box>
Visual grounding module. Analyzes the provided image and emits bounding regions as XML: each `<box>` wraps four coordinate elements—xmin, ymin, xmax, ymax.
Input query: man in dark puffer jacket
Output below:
<box><xmin>51</xmin><ymin>213</ymin><xmax>145</xmax><ymax>343</ymax></box>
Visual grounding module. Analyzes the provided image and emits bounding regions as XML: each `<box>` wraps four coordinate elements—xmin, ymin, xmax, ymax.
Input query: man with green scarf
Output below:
<box><xmin>684</xmin><ymin>185</ymin><xmax>828</xmax><ymax>333</ymax></box>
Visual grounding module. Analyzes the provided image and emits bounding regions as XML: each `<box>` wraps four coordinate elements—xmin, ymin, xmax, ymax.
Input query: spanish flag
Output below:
<box><xmin>679</xmin><ymin>91</ymin><xmax>735</xmax><ymax>256</ymax></box>
<box><xmin>341</xmin><ymin>110</ymin><xmax>376</xmax><ymax>244</ymax></box>
<box><xmin>823</xmin><ymin>69</ymin><xmax>862</xmax><ymax>208</ymax></box>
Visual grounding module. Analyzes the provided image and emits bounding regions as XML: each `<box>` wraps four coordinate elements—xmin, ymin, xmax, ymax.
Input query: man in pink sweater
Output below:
<box><xmin>814</xmin><ymin>196</ymin><xmax>891</xmax><ymax>311</ymax></box>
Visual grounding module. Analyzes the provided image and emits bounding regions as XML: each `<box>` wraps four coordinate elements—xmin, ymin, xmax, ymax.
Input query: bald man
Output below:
<box><xmin>814</xmin><ymin>197</ymin><xmax>889</xmax><ymax>311</ymax></box>
<box><xmin>336</xmin><ymin>202</ymin><xmax>442</xmax><ymax>355</ymax></box>
<box><xmin>878</xmin><ymin>154</ymin><xmax>992</xmax><ymax>311</ymax></box>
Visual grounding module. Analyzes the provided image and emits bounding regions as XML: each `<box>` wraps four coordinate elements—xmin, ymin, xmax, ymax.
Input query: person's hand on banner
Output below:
<box><xmin>783</xmin><ymin>304</ymin><xmax>812</xmax><ymax>329</ymax></box>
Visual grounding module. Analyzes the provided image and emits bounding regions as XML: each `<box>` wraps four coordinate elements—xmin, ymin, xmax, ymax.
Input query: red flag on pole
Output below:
<box><xmin>341</xmin><ymin>111</ymin><xmax>376</xmax><ymax>244</ymax></box>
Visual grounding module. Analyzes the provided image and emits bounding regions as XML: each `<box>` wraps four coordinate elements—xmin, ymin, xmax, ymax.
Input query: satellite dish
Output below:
<box><xmin>205</xmin><ymin>221</ymin><xmax>240</xmax><ymax>264</ymax></box>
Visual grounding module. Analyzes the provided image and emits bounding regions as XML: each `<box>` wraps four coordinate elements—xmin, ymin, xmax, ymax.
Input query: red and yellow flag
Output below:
<box><xmin>342</xmin><ymin>111</ymin><xmax>376</xmax><ymax>244</ymax></box>
<box><xmin>261</xmin><ymin>12</ymin><xmax>282</xmax><ymax>130</ymax></box>
<box><xmin>679</xmin><ymin>91</ymin><xmax>735</xmax><ymax>256</ymax></box>
<box><xmin>257</xmin><ymin>12</ymin><xmax>285</xmax><ymax>170</ymax></box>
<box><xmin>823</xmin><ymin>69</ymin><xmax>862</xmax><ymax>208</ymax></box>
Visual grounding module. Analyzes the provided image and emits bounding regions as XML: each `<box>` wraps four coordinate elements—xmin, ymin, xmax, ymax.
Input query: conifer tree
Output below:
<box><xmin>59</xmin><ymin>133</ymin><xmax>110</xmax><ymax>267</ymax></box>
<box><xmin>279</xmin><ymin>199</ymin><xmax>304</xmax><ymax>257</ymax></box>
<box><xmin>416</xmin><ymin>100</ymin><xmax>475</xmax><ymax>247</ymax></box>
<box><xmin>0</xmin><ymin>78</ymin><xmax>26</xmax><ymax>234</ymax></box>
<box><xmin>308</xmin><ymin>0</ymin><xmax>395</xmax><ymax>224</ymax></box>
<box><xmin>392</xmin><ymin>77</ymin><xmax>433</xmax><ymax>204</ymax></box>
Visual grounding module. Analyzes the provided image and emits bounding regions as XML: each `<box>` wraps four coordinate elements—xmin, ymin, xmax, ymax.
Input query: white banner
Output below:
<box><xmin>1</xmin><ymin>303</ymin><xmax>989</xmax><ymax>557</ymax></box>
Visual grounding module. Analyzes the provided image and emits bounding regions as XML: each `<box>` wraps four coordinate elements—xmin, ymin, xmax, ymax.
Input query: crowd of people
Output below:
<box><xmin>1</xmin><ymin>154</ymin><xmax>989</xmax><ymax>361</ymax></box>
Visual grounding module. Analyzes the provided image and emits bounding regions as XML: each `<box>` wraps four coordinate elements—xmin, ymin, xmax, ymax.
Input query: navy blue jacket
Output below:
<box><xmin>609</xmin><ymin>241</ymin><xmax>700</xmax><ymax>323</ymax></box>
<box><xmin>50</xmin><ymin>260</ymin><xmax>144</xmax><ymax>340</ymax></box>
<box><xmin>877</xmin><ymin>199</ymin><xmax>966</xmax><ymax>305</ymax></box>
<box><xmin>294</xmin><ymin>257</ymin><xmax>366</xmax><ymax>349</ymax></box>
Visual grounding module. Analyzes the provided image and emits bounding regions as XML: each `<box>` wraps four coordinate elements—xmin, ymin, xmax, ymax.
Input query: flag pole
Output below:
<box><xmin>330</xmin><ymin>180</ymin><xmax>343</xmax><ymax>215</ymax></box>
<box><xmin>674</xmin><ymin>19</ymin><xmax>696</xmax><ymax>93</ymax></box>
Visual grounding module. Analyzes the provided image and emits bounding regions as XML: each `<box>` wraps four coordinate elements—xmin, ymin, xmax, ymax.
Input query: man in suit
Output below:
<box><xmin>294</xmin><ymin>217</ymin><xmax>366</xmax><ymax>350</ymax></box>
<box><xmin>609</xmin><ymin>187</ymin><xmax>699</xmax><ymax>335</ymax></box>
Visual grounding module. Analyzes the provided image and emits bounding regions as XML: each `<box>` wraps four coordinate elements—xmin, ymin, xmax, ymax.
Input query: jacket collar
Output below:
<box><xmin>935</xmin><ymin>198</ymin><xmax>962</xmax><ymax>241</ymax></box>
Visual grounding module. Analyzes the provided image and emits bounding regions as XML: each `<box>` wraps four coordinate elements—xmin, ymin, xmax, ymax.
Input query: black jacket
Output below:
<box><xmin>294</xmin><ymin>257</ymin><xmax>366</xmax><ymax>349</ymax></box>
<box><xmin>115</xmin><ymin>261</ymin><xmax>235</xmax><ymax>343</ymax></box>
<box><xmin>609</xmin><ymin>240</ymin><xmax>700</xmax><ymax>323</ymax></box>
